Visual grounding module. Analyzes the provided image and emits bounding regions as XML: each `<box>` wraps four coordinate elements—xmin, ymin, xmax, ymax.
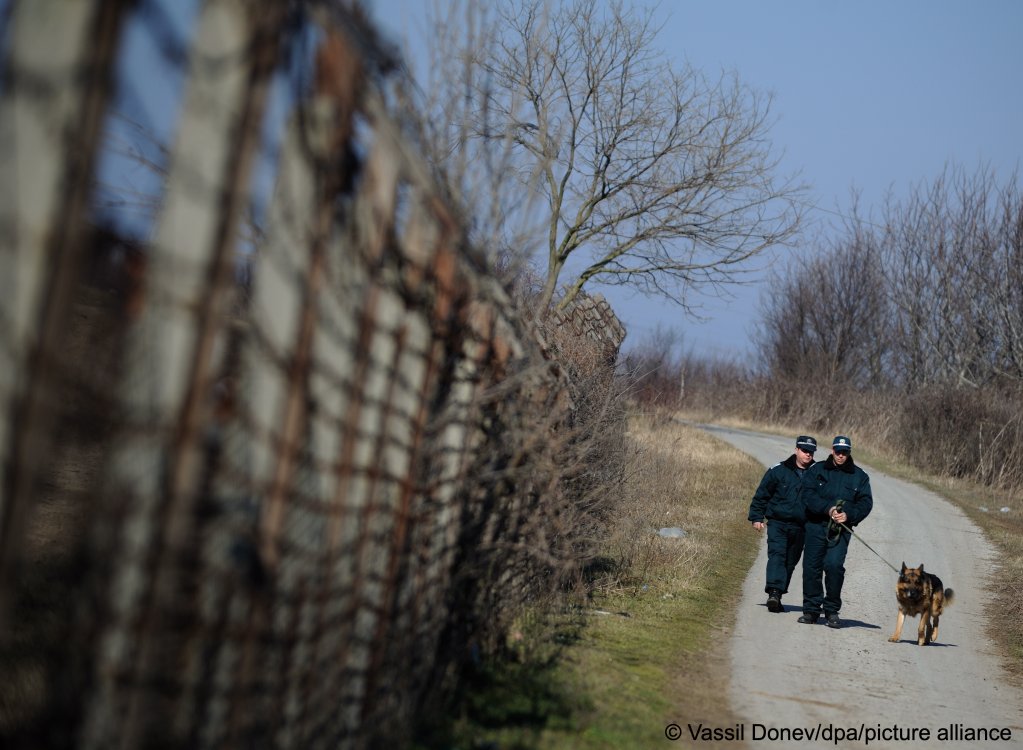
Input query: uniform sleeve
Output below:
<box><xmin>748</xmin><ymin>467</ymin><xmax>776</xmax><ymax>522</ymax></box>
<box><xmin>802</xmin><ymin>466</ymin><xmax>832</xmax><ymax>516</ymax></box>
<box><xmin>846</xmin><ymin>473</ymin><xmax>873</xmax><ymax>525</ymax></box>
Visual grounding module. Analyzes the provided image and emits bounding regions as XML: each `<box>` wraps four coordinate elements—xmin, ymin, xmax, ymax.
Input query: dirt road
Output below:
<box><xmin>701</xmin><ymin>424</ymin><xmax>1023</xmax><ymax>749</ymax></box>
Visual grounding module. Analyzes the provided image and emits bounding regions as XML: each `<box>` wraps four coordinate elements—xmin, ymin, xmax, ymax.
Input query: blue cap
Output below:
<box><xmin>795</xmin><ymin>436</ymin><xmax>817</xmax><ymax>452</ymax></box>
<box><xmin>832</xmin><ymin>435</ymin><xmax>852</xmax><ymax>452</ymax></box>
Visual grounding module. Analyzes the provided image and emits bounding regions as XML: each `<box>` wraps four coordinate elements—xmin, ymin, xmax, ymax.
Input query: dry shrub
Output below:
<box><xmin>540</xmin><ymin>317</ymin><xmax>630</xmax><ymax>547</ymax></box>
<box><xmin>619</xmin><ymin>328</ymin><xmax>683</xmax><ymax>410</ymax></box>
<box><xmin>894</xmin><ymin>387</ymin><xmax>1023</xmax><ymax>488</ymax></box>
<box><xmin>414</xmin><ymin>312</ymin><xmax>633</xmax><ymax>742</ymax></box>
<box><xmin>428</xmin><ymin>313</ymin><xmax>631</xmax><ymax>678</ymax></box>
<box><xmin>589</xmin><ymin>413</ymin><xmax>747</xmax><ymax>595</ymax></box>
<box><xmin>683</xmin><ymin>363</ymin><xmax>1023</xmax><ymax>495</ymax></box>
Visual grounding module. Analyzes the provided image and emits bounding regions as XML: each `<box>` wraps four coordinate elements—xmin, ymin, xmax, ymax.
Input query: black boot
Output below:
<box><xmin>766</xmin><ymin>589</ymin><xmax>783</xmax><ymax>613</ymax></box>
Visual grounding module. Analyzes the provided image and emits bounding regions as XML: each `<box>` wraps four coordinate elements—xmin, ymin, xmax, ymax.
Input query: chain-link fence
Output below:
<box><xmin>0</xmin><ymin>1</ymin><xmax>624</xmax><ymax>747</ymax></box>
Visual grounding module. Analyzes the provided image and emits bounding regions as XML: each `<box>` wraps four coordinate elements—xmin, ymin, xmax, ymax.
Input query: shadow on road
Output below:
<box><xmin>886</xmin><ymin>638</ymin><xmax>958</xmax><ymax>648</ymax></box>
<box><xmin>757</xmin><ymin>606</ymin><xmax>885</xmax><ymax>631</ymax></box>
<box><xmin>826</xmin><ymin>618</ymin><xmax>881</xmax><ymax>630</ymax></box>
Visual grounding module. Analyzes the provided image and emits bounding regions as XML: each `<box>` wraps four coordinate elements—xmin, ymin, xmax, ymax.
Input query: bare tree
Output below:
<box><xmin>980</xmin><ymin>171</ymin><xmax>1023</xmax><ymax>383</ymax></box>
<box><xmin>882</xmin><ymin>165</ymin><xmax>1006</xmax><ymax>389</ymax></box>
<box><xmin>756</xmin><ymin>224</ymin><xmax>890</xmax><ymax>389</ymax></box>
<box><xmin>758</xmin><ymin>165</ymin><xmax>1023</xmax><ymax>394</ymax></box>
<box><xmin>395</xmin><ymin>0</ymin><xmax>806</xmax><ymax>312</ymax></box>
<box><xmin>394</xmin><ymin>1</ymin><xmax>548</xmax><ymax>277</ymax></box>
<box><xmin>756</xmin><ymin>264</ymin><xmax>826</xmax><ymax>382</ymax></box>
<box><xmin>620</xmin><ymin>324</ymin><xmax>684</xmax><ymax>407</ymax></box>
<box><xmin>470</xmin><ymin>0</ymin><xmax>806</xmax><ymax>314</ymax></box>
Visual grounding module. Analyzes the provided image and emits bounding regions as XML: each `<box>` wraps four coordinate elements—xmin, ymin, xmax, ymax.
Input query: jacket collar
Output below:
<box><xmin>783</xmin><ymin>454</ymin><xmax>814</xmax><ymax>471</ymax></box>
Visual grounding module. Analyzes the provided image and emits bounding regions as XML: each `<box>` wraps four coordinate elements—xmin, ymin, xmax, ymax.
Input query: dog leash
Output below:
<box><xmin>829</xmin><ymin>517</ymin><xmax>902</xmax><ymax>574</ymax></box>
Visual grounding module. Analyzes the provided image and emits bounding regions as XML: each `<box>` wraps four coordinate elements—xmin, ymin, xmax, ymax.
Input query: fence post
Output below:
<box><xmin>79</xmin><ymin>1</ymin><xmax>282</xmax><ymax>745</ymax></box>
<box><xmin>0</xmin><ymin>0</ymin><xmax>129</xmax><ymax>625</ymax></box>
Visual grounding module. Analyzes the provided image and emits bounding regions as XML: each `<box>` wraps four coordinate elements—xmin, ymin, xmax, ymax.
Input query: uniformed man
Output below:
<box><xmin>748</xmin><ymin>435</ymin><xmax>818</xmax><ymax>612</ymax></box>
<box><xmin>799</xmin><ymin>435</ymin><xmax>873</xmax><ymax>628</ymax></box>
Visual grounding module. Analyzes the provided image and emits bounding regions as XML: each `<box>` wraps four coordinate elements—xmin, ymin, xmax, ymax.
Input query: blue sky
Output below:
<box><xmin>4</xmin><ymin>1</ymin><xmax>1019</xmax><ymax>361</ymax></box>
<box><xmin>370</xmin><ymin>0</ymin><xmax>1023</xmax><ymax>362</ymax></box>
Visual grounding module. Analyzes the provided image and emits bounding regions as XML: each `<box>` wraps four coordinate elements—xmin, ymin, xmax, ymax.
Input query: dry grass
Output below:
<box><xmin>439</xmin><ymin>409</ymin><xmax>765</xmax><ymax>749</ymax></box>
<box><xmin>594</xmin><ymin>415</ymin><xmax>748</xmax><ymax>594</ymax></box>
<box><xmin>549</xmin><ymin>411</ymin><xmax>764</xmax><ymax>748</ymax></box>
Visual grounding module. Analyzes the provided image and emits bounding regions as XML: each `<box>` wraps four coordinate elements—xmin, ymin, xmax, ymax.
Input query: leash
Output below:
<box><xmin>825</xmin><ymin>500</ymin><xmax>847</xmax><ymax>548</ymax></box>
<box><xmin>827</xmin><ymin>506</ymin><xmax>901</xmax><ymax>575</ymax></box>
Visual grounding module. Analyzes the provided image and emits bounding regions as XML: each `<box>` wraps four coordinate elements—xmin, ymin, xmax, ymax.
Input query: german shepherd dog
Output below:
<box><xmin>888</xmin><ymin>563</ymin><xmax>954</xmax><ymax>645</ymax></box>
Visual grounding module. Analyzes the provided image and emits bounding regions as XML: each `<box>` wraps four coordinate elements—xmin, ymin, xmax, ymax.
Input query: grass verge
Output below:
<box><xmin>422</xmin><ymin>412</ymin><xmax>765</xmax><ymax>748</ymax></box>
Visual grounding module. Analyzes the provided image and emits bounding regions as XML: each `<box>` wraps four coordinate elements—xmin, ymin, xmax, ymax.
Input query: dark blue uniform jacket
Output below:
<box><xmin>803</xmin><ymin>455</ymin><xmax>873</xmax><ymax>527</ymax></box>
<box><xmin>748</xmin><ymin>455</ymin><xmax>814</xmax><ymax>524</ymax></box>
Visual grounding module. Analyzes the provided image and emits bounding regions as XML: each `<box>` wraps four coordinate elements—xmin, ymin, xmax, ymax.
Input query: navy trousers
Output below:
<box><xmin>802</xmin><ymin>521</ymin><xmax>851</xmax><ymax>615</ymax></box>
<box><xmin>765</xmin><ymin>519</ymin><xmax>804</xmax><ymax>594</ymax></box>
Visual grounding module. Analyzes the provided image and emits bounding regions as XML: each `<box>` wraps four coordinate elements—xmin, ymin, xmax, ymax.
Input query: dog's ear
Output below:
<box><xmin>900</xmin><ymin>562</ymin><xmax>906</xmax><ymax>572</ymax></box>
<box><xmin>919</xmin><ymin>564</ymin><xmax>924</xmax><ymax>573</ymax></box>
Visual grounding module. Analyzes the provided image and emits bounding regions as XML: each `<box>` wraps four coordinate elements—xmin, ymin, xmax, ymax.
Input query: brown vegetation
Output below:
<box><xmin>639</xmin><ymin>165</ymin><xmax>1023</xmax><ymax>493</ymax></box>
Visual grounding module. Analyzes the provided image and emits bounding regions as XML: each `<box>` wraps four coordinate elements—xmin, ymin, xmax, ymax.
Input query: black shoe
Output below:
<box><xmin>766</xmin><ymin>590</ymin><xmax>782</xmax><ymax>613</ymax></box>
<box><xmin>825</xmin><ymin>613</ymin><xmax>841</xmax><ymax>629</ymax></box>
<box><xmin>797</xmin><ymin>613</ymin><xmax>819</xmax><ymax>624</ymax></box>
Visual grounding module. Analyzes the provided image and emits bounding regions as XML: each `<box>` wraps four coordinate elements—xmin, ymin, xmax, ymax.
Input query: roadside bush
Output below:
<box><xmin>895</xmin><ymin>387</ymin><xmax>1023</xmax><ymax>488</ymax></box>
<box><xmin>541</xmin><ymin>317</ymin><xmax>631</xmax><ymax>566</ymax></box>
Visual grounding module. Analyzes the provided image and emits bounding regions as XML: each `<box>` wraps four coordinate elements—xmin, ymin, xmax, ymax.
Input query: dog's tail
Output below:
<box><xmin>944</xmin><ymin>588</ymin><xmax>955</xmax><ymax>606</ymax></box>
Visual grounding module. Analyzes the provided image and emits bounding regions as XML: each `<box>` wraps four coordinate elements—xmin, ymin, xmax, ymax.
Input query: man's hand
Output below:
<box><xmin>829</xmin><ymin>507</ymin><xmax>848</xmax><ymax>524</ymax></box>
<box><xmin>752</xmin><ymin>521</ymin><xmax>766</xmax><ymax>532</ymax></box>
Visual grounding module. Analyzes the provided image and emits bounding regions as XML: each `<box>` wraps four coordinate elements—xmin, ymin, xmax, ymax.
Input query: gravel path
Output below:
<box><xmin>700</xmin><ymin>424</ymin><xmax>1023</xmax><ymax>749</ymax></box>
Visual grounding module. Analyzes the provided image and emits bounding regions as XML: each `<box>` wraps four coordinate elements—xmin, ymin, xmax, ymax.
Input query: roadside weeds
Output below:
<box><xmin>427</xmin><ymin>412</ymin><xmax>764</xmax><ymax>749</ymax></box>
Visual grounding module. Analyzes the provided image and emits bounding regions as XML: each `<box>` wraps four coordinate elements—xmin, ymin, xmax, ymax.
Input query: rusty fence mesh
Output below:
<box><xmin>0</xmin><ymin>1</ymin><xmax>625</xmax><ymax>748</ymax></box>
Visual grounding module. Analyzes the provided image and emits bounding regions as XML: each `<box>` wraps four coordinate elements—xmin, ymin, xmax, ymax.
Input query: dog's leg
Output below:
<box><xmin>917</xmin><ymin>611</ymin><xmax>929</xmax><ymax>646</ymax></box>
<box><xmin>930</xmin><ymin>593</ymin><xmax>945</xmax><ymax>643</ymax></box>
<box><xmin>888</xmin><ymin>611</ymin><xmax>905</xmax><ymax>643</ymax></box>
